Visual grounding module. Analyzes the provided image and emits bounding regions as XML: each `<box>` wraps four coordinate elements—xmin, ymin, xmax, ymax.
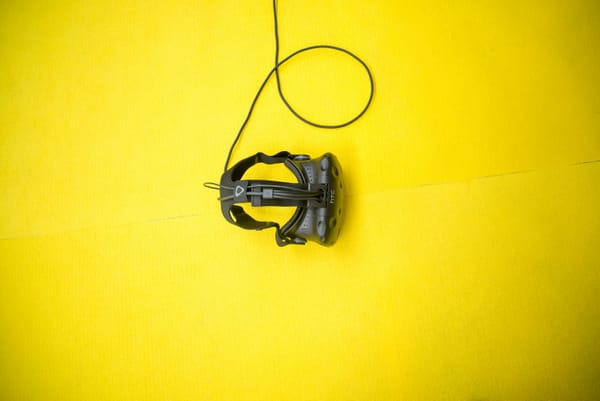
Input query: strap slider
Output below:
<box><xmin>262</xmin><ymin>188</ymin><xmax>274</xmax><ymax>199</ymax></box>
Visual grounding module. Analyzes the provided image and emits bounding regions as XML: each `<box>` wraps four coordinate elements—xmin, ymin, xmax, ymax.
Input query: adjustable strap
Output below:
<box><xmin>228</xmin><ymin>205</ymin><xmax>305</xmax><ymax>246</ymax></box>
<box><xmin>225</xmin><ymin>151</ymin><xmax>298</xmax><ymax>182</ymax></box>
<box><xmin>219</xmin><ymin>152</ymin><xmax>307</xmax><ymax>246</ymax></box>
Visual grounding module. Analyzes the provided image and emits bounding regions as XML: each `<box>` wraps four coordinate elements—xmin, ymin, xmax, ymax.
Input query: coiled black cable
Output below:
<box><xmin>223</xmin><ymin>0</ymin><xmax>375</xmax><ymax>172</ymax></box>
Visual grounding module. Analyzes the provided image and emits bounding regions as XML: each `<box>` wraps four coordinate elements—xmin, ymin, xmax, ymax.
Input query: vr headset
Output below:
<box><xmin>207</xmin><ymin>151</ymin><xmax>344</xmax><ymax>247</ymax></box>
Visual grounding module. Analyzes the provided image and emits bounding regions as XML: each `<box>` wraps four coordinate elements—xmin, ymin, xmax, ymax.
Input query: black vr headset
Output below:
<box><xmin>206</xmin><ymin>151</ymin><xmax>344</xmax><ymax>247</ymax></box>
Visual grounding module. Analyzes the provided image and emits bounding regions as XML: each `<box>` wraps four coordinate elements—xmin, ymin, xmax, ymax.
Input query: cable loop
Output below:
<box><xmin>223</xmin><ymin>0</ymin><xmax>374</xmax><ymax>172</ymax></box>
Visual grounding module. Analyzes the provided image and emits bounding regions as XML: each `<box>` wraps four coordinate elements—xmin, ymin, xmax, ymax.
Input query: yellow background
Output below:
<box><xmin>1</xmin><ymin>1</ymin><xmax>599</xmax><ymax>400</ymax></box>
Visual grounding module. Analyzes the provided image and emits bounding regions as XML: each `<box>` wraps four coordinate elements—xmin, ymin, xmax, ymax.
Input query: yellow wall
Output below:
<box><xmin>1</xmin><ymin>1</ymin><xmax>599</xmax><ymax>400</ymax></box>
